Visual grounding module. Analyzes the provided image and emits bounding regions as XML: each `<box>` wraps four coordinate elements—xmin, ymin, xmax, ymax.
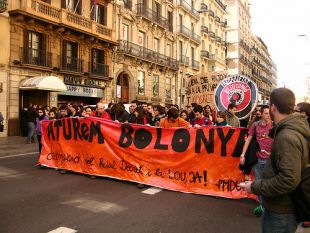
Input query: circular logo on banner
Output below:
<box><xmin>214</xmin><ymin>75</ymin><xmax>258</xmax><ymax>119</ymax></box>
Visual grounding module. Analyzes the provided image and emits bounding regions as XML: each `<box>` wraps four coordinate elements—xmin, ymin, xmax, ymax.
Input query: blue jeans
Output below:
<box><xmin>27</xmin><ymin>122</ymin><xmax>36</xmax><ymax>143</ymax></box>
<box><xmin>254</xmin><ymin>158</ymin><xmax>267</xmax><ymax>204</ymax></box>
<box><xmin>262</xmin><ymin>209</ymin><xmax>298</xmax><ymax>233</ymax></box>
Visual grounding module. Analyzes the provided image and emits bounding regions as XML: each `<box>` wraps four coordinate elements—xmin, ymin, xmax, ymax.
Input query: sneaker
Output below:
<box><xmin>302</xmin><ymin>221</ymin><xmax>310</xmax><ymax>228</ymax></box>
<box><xmin>253</xmin><ymin>205</ymin><xmax>264</xmax><ymax>217</ymax></box>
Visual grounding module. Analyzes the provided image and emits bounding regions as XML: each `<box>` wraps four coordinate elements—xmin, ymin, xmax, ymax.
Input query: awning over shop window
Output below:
<box><xmin>19</xmin><ymin>76</ymin><xmax>67</xmax><ymax>92</ymax></box>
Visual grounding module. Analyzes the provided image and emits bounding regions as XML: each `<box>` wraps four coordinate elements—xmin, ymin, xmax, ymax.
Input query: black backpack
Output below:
<box><xmin>272</xmin><ymin>135</ymin><xmax>310</xmax><ymax>222</ymax></box>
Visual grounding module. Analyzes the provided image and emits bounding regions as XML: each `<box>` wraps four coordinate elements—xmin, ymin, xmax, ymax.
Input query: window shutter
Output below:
<box><xmin>90</xmin><ymin>1</ymin><xmax>95</xmax><ymax>20</ymax></box>
<box><xmin>23</xmin><ymin>30</ymin><xmax>29</xmax><ymax>63</ymax></box>
<box><xmin>102</xmin><ymin>6</ymin><xmax>107</xmax><ymax>26</ymax></box>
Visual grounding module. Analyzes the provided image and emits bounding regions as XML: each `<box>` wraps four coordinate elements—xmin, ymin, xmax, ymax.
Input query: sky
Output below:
<box><xmin>250</xmin><ymin>0</ymin><xmax>310</xmax><ymax>100</ymax></box>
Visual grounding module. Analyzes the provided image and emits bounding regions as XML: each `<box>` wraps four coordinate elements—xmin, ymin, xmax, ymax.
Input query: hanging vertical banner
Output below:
<box><xmin>185</xmin><ymin>71</ymin><xmax>228</xmax><ymax>108</ymax></box>
<box><xmin>38</xmin><ymin>117</ymin><xmax>256</xmax><ymax>200</ymax></box>
<box><xmin>138</xmin><ymin>31</ymin><xmax>145</xmax><ymax>46</ymax></box>
<box><xmin>214</xmin><ymin>75</ymin><xmax>258</xmax><ymax>119</ymax></box>
<box><xmin>121</xmin><ymin>24</ymin><xmax>128</xmax><ymax>41</ymax></box>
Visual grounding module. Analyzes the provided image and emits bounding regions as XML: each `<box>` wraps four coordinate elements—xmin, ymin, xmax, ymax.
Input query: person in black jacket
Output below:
<box><xmin>26</xmin><ymin>103</ymin><xmax>38</xmax><ymax>144</ymax></box>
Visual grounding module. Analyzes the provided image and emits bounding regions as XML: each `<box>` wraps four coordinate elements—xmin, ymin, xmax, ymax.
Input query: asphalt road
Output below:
<box><xmin>0</xmin><ymin>153</ymin><xmax>308</xmax><ymax>233</ymax></box>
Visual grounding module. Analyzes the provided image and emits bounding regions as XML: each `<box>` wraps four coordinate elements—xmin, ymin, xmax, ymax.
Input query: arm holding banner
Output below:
<box><xmin>240</xmin><ymin>135</ymin><xmax>253</xmax><ymax>165</ymax></box>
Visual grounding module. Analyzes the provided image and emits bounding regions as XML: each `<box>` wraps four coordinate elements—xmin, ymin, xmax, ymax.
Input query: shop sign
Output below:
<box><xmin>64</xmin><ymin>76</ymin><xmax>102</xmax><ymax>87</ymax></box>
<box><xmin>60</xmin><ymin>85</ymin><xmax>104</xmax><ymax>98</ymax></box>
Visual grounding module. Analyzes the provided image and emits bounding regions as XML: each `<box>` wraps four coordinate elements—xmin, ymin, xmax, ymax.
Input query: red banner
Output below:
<box><xmin>38</xmin><ymin>117</ymin><xmax>255</xmax><ymax>199</ymax></box>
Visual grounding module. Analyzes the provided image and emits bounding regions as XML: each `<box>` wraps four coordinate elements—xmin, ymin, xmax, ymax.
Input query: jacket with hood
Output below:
<box><xmin>251</xmin><ymin>114</ymin><xmax>310</xmax><ymax>214</ymax></box>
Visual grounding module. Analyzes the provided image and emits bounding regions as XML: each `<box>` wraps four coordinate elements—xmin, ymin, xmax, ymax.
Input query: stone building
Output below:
<box><xmin>4</xmin><ymin>0</ymin><xmax>116</xmax><ymax>136</ymax></box>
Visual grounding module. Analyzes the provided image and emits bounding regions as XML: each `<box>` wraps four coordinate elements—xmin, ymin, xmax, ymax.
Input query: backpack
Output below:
<box><xmin>272</xmin><ymin>135</ymin><xmax>310</xmax><ymax>222</ymax></box>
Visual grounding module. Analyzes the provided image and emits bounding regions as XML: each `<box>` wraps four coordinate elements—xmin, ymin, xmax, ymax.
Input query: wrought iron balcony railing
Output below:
<box><xmin>214</xmin><ymin>16</ymin><xmax>220</xmax><ymax>23</ymax></box>
<box><xmin>117</xmin><ymin>40</ymin><xmax>178</xmax><ymax>70</ymax></box>
<box><xmin>201</xmin><ymin>26</ymin><xmax>208</xmax><ymax>34</ymax></box>
<box><xmin>179</xmin><ymin>55</ymin><xmax>189</xmax><ymax>66</ymax></box>
<box><xmin>60</xmin><ymin>55</ymin><xmax>84</xmax><ymax>73</ymax></box>
<box><xmin>208</xmin><ymin>31</ymin><xmax>215</xmax><ymax>38</ymax></box>
<box><xmin>124</xmin><ymin>0</ymin><xmax>132</xmax><ymax>10</ymax></box>
<box><xmin>191</xmin><ymin>60</ymin><xmax>200</xmax><ymax>70</ymax></box>
<box><xmin>200</xmin><ymin>3</ymin><xmax>208</xmax><ymax>12</ymax></box>
<box><xmin>178</xmin><ymin>25</ymin><xmax>201</xmax><ymax>44</ymax></box>
<box><xmin>179</xmin><ymin>0</ymin><xmax>200</xmax><ymax>19</ymax></box>
<box><xmin>0</xmin><ymin>0</ymin><xmax>8</xmax><ymax>13</ymax></box>
<box><xmin>89</xmin><ymin>62</ymin><xmax>109</xmax><ymax>78</ymax></box>
<box><xmin>208</xmin><ymin>10</ymin><xmax>215</xmax><ymax>17</ymax></box>
<box><xmin>215</xmin><ymin>0</ymin><xmax>226</xmax><ymax>11</ymax></box>
<box><xmin>136</xmin><ymin>4</ymin><xmax>168</xmax><ymax>29</ymax></box>
<box><xmin>20</xmin><ymin>47</ymin><xmax>52</xmax><ymax>68</ymax></box>
<box><xmin>215</xmin><ymin>36</ymin><xmax>221</xmax><ymax>42</ymax></box>
<box><xmin>201</xmin><ymin>50</ymin><xmax>210</xmax><ymax>59</ymax></box>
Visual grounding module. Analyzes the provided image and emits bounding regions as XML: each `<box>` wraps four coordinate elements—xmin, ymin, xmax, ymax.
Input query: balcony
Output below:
<box><xmin>200</xmin><ymin>3</ymin><xmax>208</xmax><ymax>12</ymax></box>
<box><xmin>215</xmin><ymin>36</ymin><xmax>221</xmax><ymax>43</ymax></box>
<box><xmin>89</xmin><ymin>62</ymin><xmax>109</xmax><ymax>78</ymax></box>
<box><xmin>191</xmin><ymin>60</ymin><xmax>200</xmax><ymax>70</ymax></box>
<box><xmin>60</xmin><ymin>56</ymin><xmax>84</xmax><ymax>73</ymax></box>
<box><xmin>179</xmin><ymin>55</ymin><xmax>189</xmax><ymax>66</ymax></box>
<box><xmin>136</xmin><ymin>4</ymin><xmax>168</xmax><ymax>29</ymax></box>
<box><xmin>179</xmin><ymin>0</ymin><xmax>200</xmax><ymax>19</ymax></box>
<box><xmin>209</xmin><ymin>54</ymin><xmax>225</xmax><ymax>65</ymax></box>
<box><xmin>0</xmin><ymin>0</ymin><xmax>7</xmax><ymax>13</ymax></box>
<box><xmin>214</xmin><ymin>16</ymin><xmax>220</xmax><ymax>23</ymax></box>
<box><xmin>12</xmin><ymin>0</ymin><xmax>114</xmax><ymax>42</ymax></box>
<box><xmin>215</xmin><ymin>0</ymin><xmax>226</xmax><ymax>11</ymax></box>
<box><xmin>178</xmin><ymin>25</ymin><xmax>201</xmax><ymax>44</ymax></box>
<box><xmin>117</xmin><ymin>40</ymin><xmax>178</xmax><ymax>70</ymax></box>
<box><xmin>208</xmin><ymin>31</ymin><xmax>215</xmax><ymax>38</ymax></box>
<box><xmin>20</xmin><ymin>47</ymin><xmax>52</xmax><ymax>68</ymax></box>
<box><xmin>201</xmin><ymin>26</ymin><xmax>208</xmax><ymax>34</ymax></box>
<box><xmin>201</xmin><ymin>50</ymin><xmax>209</xmax><ymax>59</ymax></box>
<box><xmin>124</xmin><ymin>0</ymin><xmax>132</xmax><ymax>10</ymax></box>
<box><xmin>208</xmin><ymin>10</ymin><xmax>215</xmax><ymax>17</ymax></box>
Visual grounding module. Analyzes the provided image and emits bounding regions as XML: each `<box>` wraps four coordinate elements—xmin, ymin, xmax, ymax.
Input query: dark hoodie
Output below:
<box><xmin>251</xmin><ymin>113</ymin><xmax>310</xmax><ymax>214</ymax></box>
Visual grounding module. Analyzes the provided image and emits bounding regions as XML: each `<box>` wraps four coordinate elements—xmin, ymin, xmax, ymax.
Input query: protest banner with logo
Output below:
<box><xmin>214</xmin><ymin>75</ymin><xmax>258</xmax><ymax>119</ymax></box>
<box><xmin>38</xmin><ymin>117</ymin><xmax>256</xmax><ymax>200</ymax></box>
<box><xmin>185</xmin><ymin>71</ymin><xmax>228</xmax><ymax>107</ymax></box>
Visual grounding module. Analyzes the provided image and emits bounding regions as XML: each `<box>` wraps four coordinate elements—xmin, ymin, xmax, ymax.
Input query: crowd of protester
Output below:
<box><xmin>19</xmin><ymin>92</ymin><xmax>310</xmax><ymax>229</ymax></box>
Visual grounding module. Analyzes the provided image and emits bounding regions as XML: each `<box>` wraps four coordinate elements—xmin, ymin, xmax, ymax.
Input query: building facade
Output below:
<box><xmin>225</xmin><ymin>0</ymin><xmax>251</xmax><ymax>77</ymax></box>
<box><xmin>0</xmin><ymin>0</ymin><xmax>9</xmax><ymax>137</ymax></box>
<box><xmin>251</xmin><ymin>35</ymin><xmax>273</xmax><ymax>103</ymax></box>
<box><xmin>5</xmin><ymin>0</ymin><xmax>116</xmax><ymax>136</ymax></box>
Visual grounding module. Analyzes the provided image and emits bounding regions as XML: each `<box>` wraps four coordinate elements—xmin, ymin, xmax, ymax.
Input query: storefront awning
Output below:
<box><xmin>19</xmin><ymin>76</ymin><xmax>67</xmax><ymax>92</ymax></box>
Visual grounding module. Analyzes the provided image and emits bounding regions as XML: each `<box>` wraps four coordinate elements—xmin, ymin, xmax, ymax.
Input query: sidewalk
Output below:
<box><xmin>0</xmin><ymin>136</ymin><xmax>38</xmax><ymax>157</ymax></box>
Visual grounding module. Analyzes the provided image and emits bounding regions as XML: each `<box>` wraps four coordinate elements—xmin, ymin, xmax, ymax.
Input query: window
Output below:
<box><xmin>154</xmin><ymin>2</ymin><xmax>161</xmax><ymax>19</ymax></box>
<box><xmin>62</xmin><ymin>0</ymin><xmax>81</xmax><ymax>15</ymax></box>
<box><xmin>179</xmin><ymin>14</ymin><xmax>183</xmax><ymax>26</ymax></box>
<box><xmin>92</xmin><ymin>48</ymin><xmax>106</xmax><ymax>75</ymax></box>
<box><xmin>153</xmin><ymin>75</ymin><xmax>159</xmax><ymax>97</ymax></box>
<box><xmin>154</xmin><ymin>38</ymin><xmax>159</xmax><ymax>52</ymax></box>
<box><xmin>91</xmin><ymin>2</ymin><xmax>107</xmax><ymax>25</ymax></box>
<box><xmin>179</xmin><ymin>40</ymin><xmax>183</xmax><ymax>56</ymax></box>
<box><xmin>137</xmin><ymin>71</ymin><xmax>145</xmax><ymax>95</ymax></box>
<box><xmin>166</xmin><ymin>78</ymin><xmax>171</xmax><ymax>99</ymax></box>
<box><xmin>63</xmin><ymin>40</ymin><xmax>79</xmax><ymax>71</ymax></box>
<box><xmin>24</xmin><ymin>31</ymin><xmax>45</xmax><ymax>66</ymax></box>
<box><xmin>167</xmin><ymin>44</ymin><xmax>171</xmax><ymax>57</ymax></box>
<box><xmin>167</xmin><ymin>11</ymin><xmax>173</xmax><ymax>32</ymax></box>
